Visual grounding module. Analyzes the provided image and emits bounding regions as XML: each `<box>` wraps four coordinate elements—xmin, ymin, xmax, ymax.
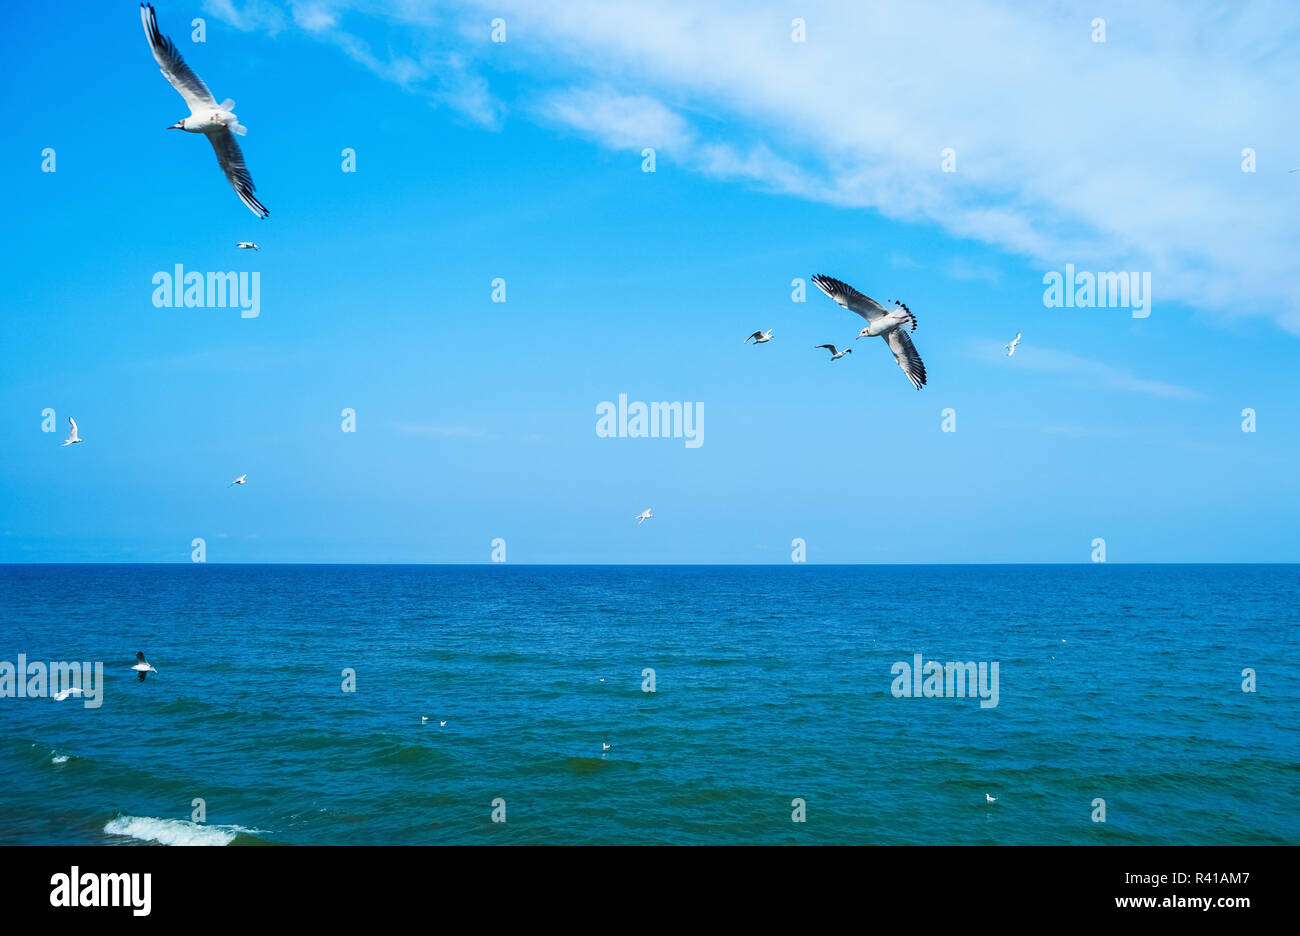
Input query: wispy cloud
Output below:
<box><xmin>203</xmin><ymin>0</ymin><xmax>1300</xmax><ymax>332</ymax></box>
<box><xmin>395</xmin><ymin>423</ymin><xmax>486</xmax><ymax>438</ymax></box>
<box><xmin>973</xmin><ymin>340</ymin><xmax>1206</xmax><ymax>400</ymax></box>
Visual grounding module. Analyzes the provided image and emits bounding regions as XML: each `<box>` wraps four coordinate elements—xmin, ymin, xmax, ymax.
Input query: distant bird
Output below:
<box><xmin>421</xmin><ymin>716</ymin><xmax>429</xmax><ymax>724</ymax></box>
<box><xmin>1004</xmin><ymin>332</ymin><xmax>1022</xmax><ymax>356</ymax></box>
<box><xmin>635</xmin><ymin>508</ymin><xmax>653</xmax><ymax>525</ymax></box>
<box><xmin>439</xmin><ymin>720</ymin><xmax>446</xmax><ymax>727</ymax></box>
<box><xmin>60</xmin><ymin>418</ymin><xmax>83</xmax><ymax>446</ymax></box>
<box><xmin>228</xmin><ymin>474</ymin><xmax>247</xmax><ymax>487</ymax></box>
<box><xmin>598</xmin><ymin>678</ymin><xmax>605</xmax><ymax>683</ymax></box>
<box><xmin>812</xmin><ymin>275</ymin><xmax>926</xmax><ymax>389</ymax></box>
<box><xmin>602</xmin><ymin>743</ymin><xmax>611</xmax><ymax>752</ymax></box>
<box><xmin>131</xmin><ymin>652</ymin><xmax>157</xmax><ymax>682</ymax></box>
<box><xmin>985</xmin><ymin>793</ymin><xmax>997</xmax><ymax>804</ymax></box>
<box><xmin>52</xmin><ymin>688</ymin><xmax>86</xmax><ymax>702</ymax></box>
<box><xmin>236</xmin><ymin>242</ymin><xmax>260</xmax><ymax>251</ymax></box>
<box><xmin>140</xmin><ymin>3</ymin><xmax>269</xmax><ymax>218</ymax></box>
<box><xmin>815</xmin><ymin>344</ymin><xmax>852</xmax><ymax>361</ymax></box>
<box><xmin>744</xmin><ymin>329</ymin><xmax>774</xmax><ymax>344</ymax></box>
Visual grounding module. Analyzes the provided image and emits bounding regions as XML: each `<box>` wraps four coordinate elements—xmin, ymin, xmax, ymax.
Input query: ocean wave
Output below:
<box><xmin>103</xmin><ymin>814</ymin><xmax>264</xmax><ymax>846</ymax></box>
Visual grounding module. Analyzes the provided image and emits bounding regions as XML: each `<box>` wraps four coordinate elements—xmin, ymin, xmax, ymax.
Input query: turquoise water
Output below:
<box><xmin>0</xmin><ymin>563</ymin><xmax>1296</xmax><ymax>845</ymax></box>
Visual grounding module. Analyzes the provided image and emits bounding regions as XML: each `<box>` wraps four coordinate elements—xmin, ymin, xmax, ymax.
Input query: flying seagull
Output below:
<box><xmin>744</xmin><ymin>329</ymin><xmax>774</xmax><ymax>344</ymax></box>
<box><xmin>228</xmin><ymin>474</ymin><xmax>247</xmax><ymax>487</ymax></box>
<box><xmin>236</xmin><ymin>242</ymin><xmax>260</xmax><ymax>251</ymax></box>
<box><xmin>131</xmin><ymin>652</ymin><xmax>158</xmax><ymax>682</ymax></box>
<box><xmin>812</xmin><ymin>275</ymin><xmax>926</xmax><ymax>389</ymax></box>
<box><xmin>1004</xmin><ymin>332</ymin><xmax>1022</xmax><ymax>356</ymax></box>
<box><xmin>815</xmin><ymin>344</ymin><xmax>852</xmax><ymax>361</ymax></box>
<box><xmin>52</xmin><ymin>688</ymin><xmax>86</xmax><ymax>702</ymax></box>
<box><xmin>140</xmin><ymin>3</ymin><xmax>269</xmax><ymax>218</ymax></box>
<box><xmin>61</xmin><ymin>417</ymin><xmax>83</xmax><ymax>446</ymax></box>
<box><xmin>635</xmin><ymin>508</ymin><xmax>653</xmax><ymax>524</ymax></box>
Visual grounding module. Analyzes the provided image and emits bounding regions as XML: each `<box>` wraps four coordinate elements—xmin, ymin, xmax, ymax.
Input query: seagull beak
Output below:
<box><xmin>167</xmin><ymin>122</ymin><xmax>183</xmax><ymax>130</ymax></box>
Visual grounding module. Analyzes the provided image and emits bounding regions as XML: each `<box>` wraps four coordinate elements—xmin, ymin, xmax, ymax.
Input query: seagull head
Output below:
<box><xmin>168</xmin><ymin>119</ymin><xmax>185</xmax><ymax>130</ymax></box>
<box><xmin>856</xmin><ymin>326</ymin><xmax>871</xmax><ymax>340</ymax></box>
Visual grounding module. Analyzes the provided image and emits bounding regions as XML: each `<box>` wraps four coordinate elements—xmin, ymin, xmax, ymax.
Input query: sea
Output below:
<box><xmin>0</xmin><ymin>563</ymin><xmax>1296</xmax><ymax>845</ymax></box>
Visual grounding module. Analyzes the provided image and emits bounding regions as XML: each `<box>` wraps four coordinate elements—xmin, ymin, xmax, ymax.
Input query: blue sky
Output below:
<box><xmin>0</xmin><ymin>1</ymin><xmax>1297</xmax><ymax>563</ymax></box>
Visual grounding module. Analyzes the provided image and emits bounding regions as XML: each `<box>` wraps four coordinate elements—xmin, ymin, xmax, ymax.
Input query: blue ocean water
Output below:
<box><xmin>0</xmin><ymin>563</ymin><xmax>1296</xmax><ymax>845</ymax></box>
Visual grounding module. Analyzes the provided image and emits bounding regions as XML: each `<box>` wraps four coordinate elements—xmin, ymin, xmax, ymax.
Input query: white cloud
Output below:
<box><xmin>203</xmin><ymin>0</ymin><xmax>1300</xmax><ymax>332</ymax></box>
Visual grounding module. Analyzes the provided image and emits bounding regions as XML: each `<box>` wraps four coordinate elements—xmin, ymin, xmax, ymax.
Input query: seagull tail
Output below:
<box><xmin>897</xmin><ymin>302</ymin><xmax>917</xmax><ymax>330</ymax></box>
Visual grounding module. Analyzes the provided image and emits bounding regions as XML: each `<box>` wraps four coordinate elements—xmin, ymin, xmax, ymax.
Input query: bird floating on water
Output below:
<box><xmin>815</xmin><ymin>344</ymin><xmax>852</xmax><ymax>361</ymax></box>
<box><xmin>602</xmin><ymin>743</ymin><xmax>611</xmax><ymax>752</ymax></box>
<box><xmin>812</xmin><ymin>275</ymin><xmax>926</xmax><ymax>389</ymax></box>
<box><xmin>236</xmin><ymin>242</ymin><xmax>259</xmax><ymax>251</ymax></box>
<box><xmin>744</xmin><ymin>329</ymin><xmax>773</xmax><ymax>344</ymax></box>
<box><xmin>140</xmin><ymin>3</ymin><xmax>269</xmax><ymax>218</ymax></box>
<box><xmin>131</xmin><ymin>652</ymin><xmax>158</xmax><ymax>682</ymax></box>
<box><xmin>61</xmin><ymin>418</ymin><xmax>83</xmax><ymax>446</ymax></box>
<box><xmin>985</xmin><ymin>793</ymin><xmax>998</xmax><ymax>804</ymax></box>
<box><xmin>1004</xmin><ymin>332</ymin><xmax>1022</xmax><ymax>356</ymax></box>
<box><xmin>635</xmin><ymin>508</ymin><xmax>653</xmax><ymax>525</ymax></box>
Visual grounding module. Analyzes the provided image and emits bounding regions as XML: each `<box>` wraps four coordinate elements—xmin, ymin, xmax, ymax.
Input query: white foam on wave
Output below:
<box><xmin>103</xmin><ymin>814</ymin><xmax>261</xmax><ymax>846</ymax></box>
<box><xmin>51</xmin><ymin>754</ymin><xmax>70</xmax><ymax>765</ymax></box>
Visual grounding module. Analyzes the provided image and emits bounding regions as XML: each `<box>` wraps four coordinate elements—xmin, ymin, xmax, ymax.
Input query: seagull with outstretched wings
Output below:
<box><xmin>140</xmin><ymin>3</ymin><xmax>268</xmax><ymax>218</ymax></box>
<box><xmin>811</xmin><ymin>275</ymin><xmax>926</xmax><ymax>389</ymax></box>
<box><xmin>815</xmin><ymin>344</ymin><xmax>852</xmax><ymax>361</ymax></box>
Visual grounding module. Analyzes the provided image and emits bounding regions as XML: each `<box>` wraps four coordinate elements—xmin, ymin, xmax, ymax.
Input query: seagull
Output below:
<box><xmin>60</xmin><ymin>417</ymin><xmax>83</xmax><ymax>446</ymax></box>
<box><xmin>812</xmin><ymin>275</ymin><xmax>926</xmax><ymax>389</ymax></box>
<box><xmin>985</xmin><ymin>793</ymin><xmax>997</xmax><ymax>803</ymax></box>
<box><xmin>131</xmin><ymin>652</ymin><xmax>157</xmax><ymax>682</ymax></box>
<box><xmin>52</xmin><ymin>688</ymin><xmax>86</xmax><ymax>702</ymax></box>
<box><xmin>598</xmin><ymin>678</ymin><xmax>605</xmax><ymax>683</ymax></box>
<box><xmin>228</xmin><ymin>474</ymin><xmax>247</xmax><ymax>487</ymax></box>
<box><xmin>815</xmin><ymin>344</ymin><xmax>852</xmax><ymax>361</ymax></box>
<box><xmin>602</xmin><ymin>743</ymin><xmax>611</xmax><ymax>752</ymax></box>
<box><xmin>236</xmin><ymin>242</ymin><xmax>260</xmax><ymax>251</ymax></box>
<box><xmin>635</xmin><ymin>508</ymin><xmax>653</xmax><ymax>525</ymax></box>
<box><xmin>439</xmin><ymin>720</ymin><xmax>446</xmax><ymax>727</ymax></box>
<box><xmin>421</xmin><ymin>716</ymin><xmax>429</xmax><ymax>724</ymax></box>
<box><xmin>1004</xmin><ymin>332</ymin><xmax>1022</xmax><ymax>356</ymax></box>
<box><xmin>140</xmin><ymin>3</ymin><xmax>269</xmax><ymax>218</ymax></box>
<box><xmin>744</xmin><ymin>329</ymin><xmax>774</xmax><ymax>344</ymax></box>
